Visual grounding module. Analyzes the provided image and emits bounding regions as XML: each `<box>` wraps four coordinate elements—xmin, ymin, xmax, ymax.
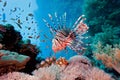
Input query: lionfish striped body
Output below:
<box><xmin>43</xmin><ymin>12</ymin><xmax>89</xmax><ymax>54</ymax></box>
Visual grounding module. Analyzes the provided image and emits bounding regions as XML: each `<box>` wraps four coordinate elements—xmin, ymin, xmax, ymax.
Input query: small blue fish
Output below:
<box><xmin>3</xmin><ymin>1</ymin><xmax>7</xmax><ymax>7</ymax></box>
<box><xmin>29</xmin><ymin>2</ymin><xmax>31</xmax><ymax>8</ymax></box>
<box><xmin>2</xmin><ymin>13</ymin><xmax>6</xmax><ymax>22</ymax></box>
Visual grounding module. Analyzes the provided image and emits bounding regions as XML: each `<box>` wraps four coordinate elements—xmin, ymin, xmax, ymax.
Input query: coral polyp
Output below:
<box><xmin>43</xmin><ymin>13</ymin><xmax>89</xmax><ymax>54</ymax></box>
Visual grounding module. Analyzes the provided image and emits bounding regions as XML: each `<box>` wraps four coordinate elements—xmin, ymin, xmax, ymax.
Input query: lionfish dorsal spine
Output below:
<box><xmin>59</xmin><ymin>16</ymin><xmax>63</xmax><ymax>29</ymax></box>
<box><xmin>42</xmin><ymin>18</ymin><xmax>56</xmax><ymax>33</ymax></box>
<box><xmin>62</xmin><ymin>12</ymin><xmax>67</xmax><ymax>27</ymax></box>
<box><xmin>72</xmin><ymin>15</ymin><xmax>85</xmax><ymax>29</ymax></box>
<box><xmin>62</xmin><ymin>12</ymin><xmax>67</xmax><ymax>30</ymax></box>
<box><xmin>54</xmin><ymin>12</ymin><xmax>61</xmax><ymax>30</ymax></box>
<box><xmin>48</xmin><ymin>13</ymin><xmax>57</xmax><ymax>31</ymax></box>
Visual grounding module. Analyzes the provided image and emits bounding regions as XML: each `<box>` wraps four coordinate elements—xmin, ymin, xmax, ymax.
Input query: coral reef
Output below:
<box><xmin>0</xmin><ymin>55</ymin><xmax>113</xmax><ymax>80</ymax></box>
<box><xmin>0</xmin><ymin>72</ymin><xmax>39</xmax><ymax>80</ymax></box>
<box><xmin>83</xmin><ymin>0</ymin><xmax>120</xmax><ymax>79</ymax></box>
<box><xmin>18</xmin><ymin>40</ymin><xmax>39</xmax><ymax>74</ymax></box>
<box><xmin>36</xmin><ymin>56</ymin><xmax>68</xmax><ymax>68</ymax></box>
<box><xmin>60</xmin><ymin>55</ymin><xmax>92</xmax><ymax>80</ymax></box>
<box><xmin>36</xmin><ymin>57</ymin><xmax>56</xmax><ymax>68</ymax></box>
<box><xmin>86</xmin><ymin>67</ymin><xmax>113</xmax><ymax>80</ymax></box>
<box><xmin>0</xmin><ymin>50</ymin><xmax>30</xmax><ymax>76</ymax></box>
<box><xmin>0</xmin><ymin>24</ymin><xmax>40</xmax><ymax>74</ymax></box>
<box><xmin>83</xmin><ymin>0</ymin><xmax>120</xmax><ymax>55</ymax></box>
<box><xmin>0</xmin><ymin>0</ymin><xmax>119</xmax><ymax>79</ymax></box>
<box><xmin>56</xmin><ymin>57</ymin><xmax>69</xmax><ymax>67</ymax></box>
<box><xmin>33</xmin><ymin>64</ymin><xmax>62</xmax><ymax>80</ymax></box>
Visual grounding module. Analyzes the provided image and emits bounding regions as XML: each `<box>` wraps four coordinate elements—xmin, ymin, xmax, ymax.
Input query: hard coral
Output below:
<box><xmin>0</xmin><ymin>24</ymin><xmax>40</xmax><ymax>74</ymax></box>
<box><xmin>19</xmin><ymin>40</ymin><xmax>39</xmax><ymax>55</ymax></box>
<box><xmin>0</xmin><ymin>50</ymin><xmax>30</xmax><ymax>76</ymax></box>
<box><xmin>18</xmin><ymin>41</ymin><xmax>39</xmax><ymax>74</ymax></box>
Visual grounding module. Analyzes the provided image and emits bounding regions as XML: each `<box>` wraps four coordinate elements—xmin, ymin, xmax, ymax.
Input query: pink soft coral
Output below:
<box><xmin>0</xmin><ymin>72</ymin><xmax>39</xmax><ymax>80</ymax></box>
<box><xmin>86</xmin><ymin>67</ymin><xmax>113</xmax><ymax>80</ymax></box>
<box><xmin>33</xmin><ymin>64</ymin><xmax>62</xmax><ymax>80</ymax></box>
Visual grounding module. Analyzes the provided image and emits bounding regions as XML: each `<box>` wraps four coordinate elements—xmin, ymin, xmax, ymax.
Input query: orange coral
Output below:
<box><xmin>56</xmin><ymin>57</ymin><xmax>68</xmax><ymax>67</ymax></box>
<box><xmin>114</xmin><ymin>48</ymin><xmax>120</xmax><ymax>61</ymax></box>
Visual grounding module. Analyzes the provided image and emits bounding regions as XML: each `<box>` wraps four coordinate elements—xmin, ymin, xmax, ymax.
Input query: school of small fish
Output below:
<box><xmin>0</xmin><ymin>1</ymin><xmax>40</xmax><ymax>40</ymax></box>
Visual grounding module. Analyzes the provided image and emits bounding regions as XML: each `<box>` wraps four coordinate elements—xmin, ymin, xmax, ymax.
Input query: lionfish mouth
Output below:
<box><xmin>43</xmin><ymin>12</ymin><xmax>89</xmax><ymax>54</ymax></box>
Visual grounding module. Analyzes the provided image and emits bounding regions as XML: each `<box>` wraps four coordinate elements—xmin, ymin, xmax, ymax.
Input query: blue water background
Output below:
<box><xmin>0</xmin><ymin>0</ymin><xmax>84</xmax><ymax>60</ymax></box>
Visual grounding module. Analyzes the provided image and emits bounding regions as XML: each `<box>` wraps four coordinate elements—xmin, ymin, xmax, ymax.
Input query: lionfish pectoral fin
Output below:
<box><xmin>68</xmin><ymin>43</ymin><xmax>86</xmax><ymax>55</ymax></box>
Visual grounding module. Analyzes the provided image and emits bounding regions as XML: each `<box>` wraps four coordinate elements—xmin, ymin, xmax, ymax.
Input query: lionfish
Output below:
<box><xmin>43</xmin><ymin>12</ymin><xmax>89</xmax><ymax>55</ymax></box>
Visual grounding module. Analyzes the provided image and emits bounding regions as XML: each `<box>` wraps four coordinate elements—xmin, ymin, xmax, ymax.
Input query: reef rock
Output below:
<box><xmin>0</xmin><ymin>50</ymin><xmax>30</xmax><ymax>76</ymax></box>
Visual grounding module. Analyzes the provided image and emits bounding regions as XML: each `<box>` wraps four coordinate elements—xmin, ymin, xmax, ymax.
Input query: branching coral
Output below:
<box><xmin>33</xmin><ymin>55</ymin><xmax>92</xmax><ymax>80</ymax></box>
<box><xmin>95</xmin><ymin>49</ymin><xmax>120</xmax><ymax>74</ymax></box>
<box><xmin>94</xmin><ymin>43</ymin><xmax>120</xmax><ymax>74</ymax></box>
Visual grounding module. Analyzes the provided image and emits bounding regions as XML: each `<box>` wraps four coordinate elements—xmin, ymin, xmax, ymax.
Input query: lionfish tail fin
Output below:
<box><xmin>68</xmin><ymin>44</ymin><xmax>86</xmax><ymax>55</ymax></box>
